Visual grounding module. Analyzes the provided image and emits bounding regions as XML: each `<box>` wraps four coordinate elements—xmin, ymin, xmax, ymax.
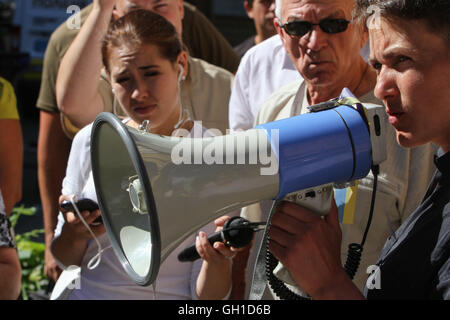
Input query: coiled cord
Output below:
<box><xmin>344</xmin><ymin>243</ymin><xmax>363</xmax><ymax>280</ymax></box>
<box><xmin>266</xmin><ymin>250</ymin><xmax>308</xmax><ymax>300</ymax></box>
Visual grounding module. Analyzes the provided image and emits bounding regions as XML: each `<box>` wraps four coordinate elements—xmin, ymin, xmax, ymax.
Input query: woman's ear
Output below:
<box><xmin>178</xmin><ymin>0</ymin><xmax>185</xmax><ymax>20</ymax></box>
<box><xmin>177</xmin><ymin>51</ymin><xmax>189</xmax><ymax>80</ymax></box>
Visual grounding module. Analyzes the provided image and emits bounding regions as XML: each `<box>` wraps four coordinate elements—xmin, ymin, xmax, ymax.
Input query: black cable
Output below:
<box><xmin>266</xmin><ymin>250</ymin><xmax>309</xmax><ymax>300</ymax></box>
<box><xmin>361</xmin><ymin>165</ymin><xmax>379</xmax><ymax>247</ymax></box>
<box><xmin>344</xmin><ymin>165</ymin><xmax>379</xmax><ymax>279</ymax></box>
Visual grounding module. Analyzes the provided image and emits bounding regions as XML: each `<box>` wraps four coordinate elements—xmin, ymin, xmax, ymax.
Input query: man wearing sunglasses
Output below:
<box><xmin>229</xmin><ymin>1</ymin><xmax>371</xmax><ymax>133</ymax></box>
<box><xmin>241</xmin><ymin>0</ymin><xmax>438</xmax><ymax>299</ymax></box>
<box><xmin>274</xmin><ymin>0</ymin><xmax>370</xmax><ymax>99</ymax></box>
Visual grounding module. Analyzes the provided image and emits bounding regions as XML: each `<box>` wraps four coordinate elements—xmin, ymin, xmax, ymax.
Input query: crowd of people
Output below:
<box><xmin>0</xmin><ymin>0</ymin><xmax>448</xmax><ymax>300</ymax></box>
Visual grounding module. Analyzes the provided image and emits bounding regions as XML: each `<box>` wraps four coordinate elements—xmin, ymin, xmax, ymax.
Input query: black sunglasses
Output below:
<box><xmin>279</xmin><ymin>18</ymin><xmax>350</xmax><ymax>37</ymax></box>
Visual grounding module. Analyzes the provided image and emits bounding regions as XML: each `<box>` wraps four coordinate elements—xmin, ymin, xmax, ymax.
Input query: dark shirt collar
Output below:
<box><xmin>434</xmin><ymin>148</ymin><xmax>450</xmax><ymax>177</ymax></box>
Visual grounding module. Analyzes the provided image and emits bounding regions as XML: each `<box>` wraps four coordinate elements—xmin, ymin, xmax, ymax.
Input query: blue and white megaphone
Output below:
<box><xmin>90</xmin><ymin>88</ymin><xmax>386</xmax><ymax>286</ymax></box>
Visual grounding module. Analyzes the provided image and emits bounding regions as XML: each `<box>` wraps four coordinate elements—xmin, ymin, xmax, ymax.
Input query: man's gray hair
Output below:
<box><xmin>275</xmin><ymin>0</ymin><xmax>357</xmax><ymax>22</ymax></box>
<box><xmin>354</xmin><ymin>0</ymin><xmax>450</xmax><ymax>46</ymax></box>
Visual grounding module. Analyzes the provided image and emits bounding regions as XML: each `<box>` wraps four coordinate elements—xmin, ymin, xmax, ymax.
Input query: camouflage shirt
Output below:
<box><xmin>0</xmin><ymin>211</ymin><xmax>15</xmax><ymax>249</ymax></box>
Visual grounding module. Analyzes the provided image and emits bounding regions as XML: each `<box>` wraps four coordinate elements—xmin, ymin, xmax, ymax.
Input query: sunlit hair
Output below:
<box><xmin>354</xmin><ymin>0</ymin><xmax>450</xmax><ymax>46</ymax></box>
<box><xmin>102</xmin><ymin>9</ymin><xmax>183</xmax><ymax>73</ymax></box>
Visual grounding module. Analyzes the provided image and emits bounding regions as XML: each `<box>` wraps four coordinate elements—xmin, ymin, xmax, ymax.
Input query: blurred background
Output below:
<box><xmin>0</xmin><ymin>0</ymin><xmax>255</xmax><ymax>236</ymax></box>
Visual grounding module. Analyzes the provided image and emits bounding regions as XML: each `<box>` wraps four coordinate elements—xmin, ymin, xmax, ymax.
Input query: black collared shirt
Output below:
<box><xmin>366</xmin><ymin>149</ymin><xmax>450</xmax><ymax>300</ymax></box>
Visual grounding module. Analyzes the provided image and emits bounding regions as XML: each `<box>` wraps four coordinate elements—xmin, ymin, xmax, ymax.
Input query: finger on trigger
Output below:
<box><xmin>195</xmin><ymin>235</ymin><xmax>205</xmax><ymax>258</ymax></box>
<box><xmin>214</xmin><ymin>241</ymin><xmax>232</xmax><ymax>257</ymax></box>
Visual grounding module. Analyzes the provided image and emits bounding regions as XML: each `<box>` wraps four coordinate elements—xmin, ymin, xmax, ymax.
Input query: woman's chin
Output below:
<box><xmin>396</xmin><ymin>132</ymin><xmax>424</xmax><ymax>149</ymax></box>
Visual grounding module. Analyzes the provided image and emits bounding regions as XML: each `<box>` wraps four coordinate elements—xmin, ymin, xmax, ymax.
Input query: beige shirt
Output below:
<box><xmin>245</xmin><ymin>79</ymin><xmax>438</xmax><ymax>291</ymax></box>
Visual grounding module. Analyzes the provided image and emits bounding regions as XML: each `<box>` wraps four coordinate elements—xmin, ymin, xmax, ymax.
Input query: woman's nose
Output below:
<box><xmin>131</xmin><ymin>79</ymin><xmax>149</xmax><ymax>101</ymax></box>
<box><xmin>374</xmin><ymin>67</ymin><xmax>398</xmax><ymax>102</ymax></box>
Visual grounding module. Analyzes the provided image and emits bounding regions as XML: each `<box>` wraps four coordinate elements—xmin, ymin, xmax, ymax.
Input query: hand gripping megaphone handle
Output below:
<box><xmin>177</xmin><ymin>217</ymin><xmax>257</xmax><ymax>262</ymax></box>
<box><xmin>268</xmin><ymin>184</ymin><xmax>334</xmax><ymax>295</ymax></box>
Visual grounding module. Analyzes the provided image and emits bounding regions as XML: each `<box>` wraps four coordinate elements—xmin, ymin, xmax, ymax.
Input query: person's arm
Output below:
<box><xmin>195</xmin><ymin>216</ymin><xmax>238</xmax><ymax>300</ymax></box>
<box><xmin>56</xmin><ymin>0</ymin><xmax>114</xmax><ymax>127</ymax></box>
<box><xmin>269</xmin><ymin>201</ymin><xmax>365</xmax><ymax>300</ymax></box>
<box><xmin>229</xmin><ymin>244</ymin><xmax>250</xmax><ymax>300</ymax></box>
<box><xmin>50</xmin><ymin>228</ymin><xmax>87</xmax><ymax>268</ymax></box>
<box><xmin>0</xmin><ymin>119</ymin><xmax>23</xmax><ymax>216</ymax></box>
<box><xmin>37</xmin><ymin>110</ymin><xmax>71</xmax><ymax>281</ymax></box>
<box><xmin>0</xmin><ymin>247</ymin><xmax>21</xmax><ymax>300</ymax></box>
<box><xmin>50</xmin><ymin>123</ymin><xmax>105</xmax><ymax>268</ymax></box>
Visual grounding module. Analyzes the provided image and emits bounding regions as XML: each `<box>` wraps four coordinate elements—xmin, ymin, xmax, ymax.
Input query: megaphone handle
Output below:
<box><xmin>284</xmin><ymin>184</ymin><xmax>333</xmax><ymax>216</ymax></box>
<box><xmin>177</xmin><ymin>231</ymin><xmax>225</xmax><ymax>262</ymax></box>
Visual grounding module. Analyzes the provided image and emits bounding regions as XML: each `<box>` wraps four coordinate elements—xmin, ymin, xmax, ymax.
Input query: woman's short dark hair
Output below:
<box><xmin>354</xmin><ymin>0</ymin><xmax>450</xmax><ymax>46</ymax></box>
<box><xmin>102</xmin><ymin>9</ymin><xmax>183</xmax><ymax>73</ymax></box>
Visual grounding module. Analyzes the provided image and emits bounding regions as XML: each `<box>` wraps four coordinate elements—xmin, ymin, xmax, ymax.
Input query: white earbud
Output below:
<box><xmin>178</xmin><ymin>64</ymin><xmax>185</xmax><ymax>82</ymax></box>
<box><xmin>174</xmin><ymin>63</ymin><xmax>191</xmax><ymax>130</ymax></box>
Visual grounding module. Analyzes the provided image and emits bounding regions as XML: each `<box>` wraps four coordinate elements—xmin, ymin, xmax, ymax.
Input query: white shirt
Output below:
<box><xmin>228</xmin><ymin>35</ymin><xmax>300</xmax><ymax>132</ymax></box>
<box><xmin>53</xmin><ymin>121</ymin><xmax>220</xmax><ymax>300</ymax></box>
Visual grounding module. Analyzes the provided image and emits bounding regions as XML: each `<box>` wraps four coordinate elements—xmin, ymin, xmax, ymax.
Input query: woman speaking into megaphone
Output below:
<box><xmin>50</xmin><ymin>9</ymin><xmax>238</xmax><ymax>300</ymax></box>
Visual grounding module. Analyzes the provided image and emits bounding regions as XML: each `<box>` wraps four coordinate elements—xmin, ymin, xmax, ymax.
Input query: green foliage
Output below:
<box><xmin>10</xmin><ymin>205</ymin><xmax>49</xmax><ymax>300</ymax></box>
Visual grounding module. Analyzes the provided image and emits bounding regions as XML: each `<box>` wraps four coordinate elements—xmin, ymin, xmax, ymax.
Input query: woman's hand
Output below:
<box><xmin>50</xmin><ymin>195</ymin><xmax>106</xmax><ymax>267</ymax></box>
<box><xmin>59</xmin><ymin>195</ymin><xmax>105</xmax><ymax>241</ymax></box>
<box><xmin>195</xmin><ymin>216</ymin><xmax>238</xmax><ymax>265</ymax></box>
<box><xmin>195</xmin><ymin>215</ymin><xmax>245</xmax><ymax>300</ymax></box>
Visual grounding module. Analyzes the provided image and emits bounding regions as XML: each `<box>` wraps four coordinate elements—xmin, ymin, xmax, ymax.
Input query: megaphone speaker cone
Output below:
<box><xmin>91</xmin><ymin>113</ymin><xmax>161</xmax><ymax>286</ymax></box>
